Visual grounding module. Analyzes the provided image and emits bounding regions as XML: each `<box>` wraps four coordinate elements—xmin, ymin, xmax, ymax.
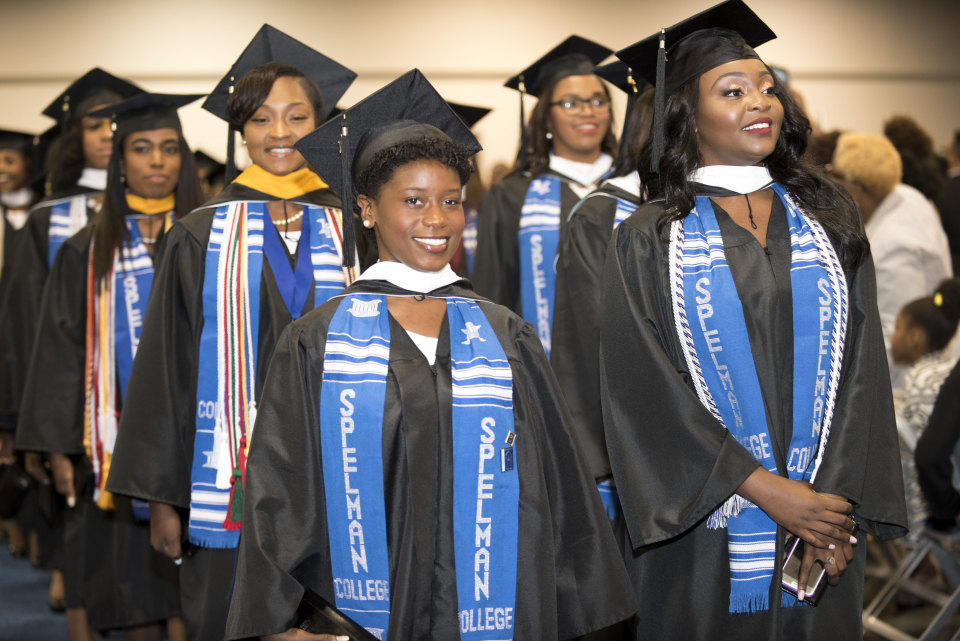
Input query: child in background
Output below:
<box><xmin>893</xmin><ymin>278</ymin><xmax>960</xmax><ymax>540</ymax></box>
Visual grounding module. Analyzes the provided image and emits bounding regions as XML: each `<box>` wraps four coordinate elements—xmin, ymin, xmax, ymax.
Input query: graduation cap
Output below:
<box><xmin>201</xmin><ymin>24</ymin><xmax>358</xmax><ymax>182</ymax></box>
<box><xmin>87</xmin><ymin>94</ymin><xmax>204</xmax><ymax>221</ymax></box>
<box><xmin>295</xmin><ymin>69</ymin><xmax>482</xmax><ymax>269</ymax></box>
<box><xmin>615</xmin><ymin>0</ymin><xmax>776</xmax><ymax>172</ymax></box>
<box><xmin>0</xmin><ymin>129</ymin><xmax>51</xmax><ymax>192</ymax></box>
<box><xmin>194</xmin><ymin>150</ymin><xmax>226</xmax><ymax>182</ymax></box>
<box><xmin>202</xmin><ymin>24</ymin><xmax>356</xmax><ymax>122</ymax></box>
<box><xmin>447</xmin><ymin>102</ymin><xmax>492</xmax><ymax>129</ymax></box>
<box><xmin>594</xmin><ymin>61</ymin><xmax>652</xmax><ymax>121</ymax></box>
<box><xmin>41</xmin><ymin>68</ymin><xmax>143</xmax><ymax>128</ymax></box>
<box><xmin>504</xmin><ymin>36</ymin><xmax>612</xmax><ymax>167</ymax></box>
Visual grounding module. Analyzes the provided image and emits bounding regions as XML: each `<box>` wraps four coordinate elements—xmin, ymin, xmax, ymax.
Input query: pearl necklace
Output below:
<box><xmin>273</xmin><ymin>209</ymin><xmax>304</xmax><ymax>226</ymax></box>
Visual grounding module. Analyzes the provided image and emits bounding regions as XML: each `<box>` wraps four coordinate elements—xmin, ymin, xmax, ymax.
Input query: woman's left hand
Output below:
<box><xmin>796</xmin><ymin>492</ymin><xmax>856</xmax><ymax>599</ymax></box>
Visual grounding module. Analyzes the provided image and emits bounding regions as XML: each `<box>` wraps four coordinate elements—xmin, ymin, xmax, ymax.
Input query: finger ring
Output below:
<box><xmin>826</xmin><ymin>557</ymin><xmax>836</xmax><ymax>566</ymax></box>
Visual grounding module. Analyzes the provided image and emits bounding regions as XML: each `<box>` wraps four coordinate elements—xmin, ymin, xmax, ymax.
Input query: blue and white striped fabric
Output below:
<box><xmin>669</xmin><ymin>185</ymin><xmax>848</xmax><ymax>613</ymax></box>
<box><xmin>318</xmin><ymin>294</ymin><xmax>520</xmax><ymax>640</ymax></box>
<box><xmin>519</xmin><ymin>176</ymin><xmax>562</xmax><ymax>358</ymax></box>
<box><xmin>188</xmin><ymin>202</ymin><xmax>264</xmax><ymax>548</ymax></box>
<box><xmin>613</xmin><ymin>197</ymin><xmax>636</xmax><ymax>228</ymax></box>
<box><xmin>309</xmin><ymin>206</ymin><xmax>352</xmax><ymax>306</ymax></box>
<box><xmin>47</xmin><ymin>195</ymin><xmax>91</xmax><ymax>269</ymax></box>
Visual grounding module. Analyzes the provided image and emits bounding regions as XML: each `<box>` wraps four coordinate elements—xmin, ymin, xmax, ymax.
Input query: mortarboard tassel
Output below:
<box><xmin>339</xmin><ymin>113</ymin><xmax>356</xmax><ymax>268</ymax></box>
<box><xmin>225</xmin><ymin>125</ymin><xmax>239</xmax><ymax>183</ymax></box>
<box><xmin>516</xmin><ymin>75</ymin><xmax>530</xmax><ymax>168</ymax></box>
<box><xmin>650</xmin><ymin>29</ymin><xmax>667</xmax><ymax>174</ymax></box>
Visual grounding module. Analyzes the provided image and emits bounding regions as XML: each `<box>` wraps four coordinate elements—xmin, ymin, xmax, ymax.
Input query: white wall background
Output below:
<box><xmin>1</xmin><ymin>0</ymin><xmax>959</xmax><ymax>182</ymax></box>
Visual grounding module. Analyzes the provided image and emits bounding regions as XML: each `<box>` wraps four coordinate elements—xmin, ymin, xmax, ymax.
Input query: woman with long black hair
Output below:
<box><xmin>16</xmin><ymin>92</ymin><xmax>202</xmax><ymax>641</ymax></box>
<box><xmin>0</xmin><ymin>69</ymin><xmax>141</xmax><ymax>438</ymax></box>
<box><xmin>105</xmin><ymin>26</ymin><xmax>371</xmax><ymax>641</ymax></box>
<box><xmin>472</xmin><ymin>36</ymin><xmax>615</xmax><ymax>362</ymax></box>
<box><xmin>599</xmin><ymin>2</ymin><xmax>906</xmax><ymax>638</ymax></box>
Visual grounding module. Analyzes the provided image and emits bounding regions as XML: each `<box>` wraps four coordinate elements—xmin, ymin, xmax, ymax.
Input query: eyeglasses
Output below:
<box><xmin>548</xmin><ymin>97</ymin><xmax>611</xmax><ymax>113</ymax></box>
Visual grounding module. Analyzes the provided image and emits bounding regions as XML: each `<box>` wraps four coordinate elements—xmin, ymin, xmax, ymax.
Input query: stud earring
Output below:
<box><xmin>241</xmin><ymin>139</ymin><xmax>247</xmax><ymax>145</ymax></box>
<box><xmin>363</xmin><ymin>220</ymin><xmax>372</xmax><ymax>228</ymax></box>
<box><xmin>546</xmin><ymin>132</ymin><xmax>553</xmax><ymax>140</ymax></box>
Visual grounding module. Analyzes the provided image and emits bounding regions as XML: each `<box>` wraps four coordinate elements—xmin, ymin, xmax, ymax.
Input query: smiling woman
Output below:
<box><xmin>598</xmin><ymin>1</ymin><xmax>907</xmax><ymax>639</ymax></box>
<box><xmin>102</xmin><ymin>25</ymin><xmax>376</xmax><ymax>641</ymax></box>
<box><xmin>221</xmin><ymin>68</ymin><xmax>637</xmax><ymax>641</ymax></box>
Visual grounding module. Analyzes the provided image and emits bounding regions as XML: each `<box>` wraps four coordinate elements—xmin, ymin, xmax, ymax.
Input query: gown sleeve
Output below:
<box><xmin>512</xmin><ymin>323</ymin><xmax>638</xmax><ymax>637</ymax></box>
<box><xmin>915</xmin><ymin>362</ymin><xmax>960</xmax><ymax>522</ymax></box>
<box><xmin>472</xmin><ymin>179</ymin><xmax>522</xmax><ymax>313</ymax></box>
<box><xmin>15</xmin><ymin>231</ymin><xmax>87</xmax><ymax>454</ymax></box>
<box><xmin>0</xmin><ymin>208</ymin><xmax>52</xmax><ymax>431</ymax></box>
<box><xmin>106</xmin><ymin>223</ymin><xmax>205</xmax><ymax>508</ymax></box>
<box><xmin>553</xmin><ymin>198</ymin><xmax>617</xmax><ymax>479</ymax></box>
<box><xmin>599</xmin><ymin>215</ymin><xmax>763</xmax><ymax>549</ymax></box>
<box><xmin>810</xmin><ymin>249</ymin><xmax>908</xmax><ymax>538</ymax></box>
<box><xmin>224</xmin><ymin>322</ymin><xmax>331</xmax><ymax>639</ymax></box>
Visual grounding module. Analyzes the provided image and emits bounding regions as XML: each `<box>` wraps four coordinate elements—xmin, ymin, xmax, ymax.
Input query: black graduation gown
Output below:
<box><xmin>472</xmin><ymin>171</ymin><xmax>585</xmax><ymax>316</ymax></box>
<box><xmin>104</xmin><ymin>182</ymin><xmax>373</xmax><ymax>641</ymax></box>
<box><xmin>553</xmin><ymin>183</ymin><xmax>639</xmax><ymax>481</ymax></box>
<box><xmin>14</xmin><ymin>225</ymin><xmax>180</xmax><ymax>631</ymax></box>
<box><xmin>0</xmin><ymin>186</ymin><xmax>99</xmax><ymax>432</ymax></box>
<box><xmin>600</xmin><ymin>187</ymin><xmax>907</xmax><ymax>640</ymax></box>
<box><xmin>223</xmin><ymin>279</ymin><xmax>638</xmax><ymax>641</ymax></box>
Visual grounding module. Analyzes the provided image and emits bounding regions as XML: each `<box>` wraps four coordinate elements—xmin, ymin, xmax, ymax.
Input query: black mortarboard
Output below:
<box><xmin>201</xmin><ymin>24</ymin><xmax>357</xmax><ymax>183</ymax></box>
<box><xmin>87</xmin><ymin>94</ymin><xmax>202</xmax><ymax>222</ymax></box>
<box><xmin>296</xmin><ymin>69</ymin><xmax>482</xmax><ymax>269</ymax></box>
<box><xmin>194</xmin><ymin>150</ymin><xmax>226</xmax><ymax>179</ymax></box>
<box><xmin>615</xmin><ymin>0</ymin><xmax>776</xmax><ymax>172</ymax></box>
<box><xmin>595</xmin><ymin>60</ymin><xmax>652</xmax><ymax>122</ymax></box>
<box><xmin>41</xmin><ymin>68</ymin><xmax>142</xmax><ymax>128</ymax></box>
<box><xmin>202</xmin><ymin>24</ymin><xmax>356</xmax><ymax>122</ymax></box>
<box><xmin>88</xmin><ymin>93</ymin><xmax>204</xmax><ymax>138</ymax></box>
<box><xmin>0</xmin><ymin>130</ymin><xmax>37</xmax><ymax>156</ymax></box>
<box><xmin>448</xmin><ymin>102</ymin><xmax>492</xmax><ymax>129</ymax></box>
<box><xmin>504</xmin><ymin>36</ymin><xmax>612</xmax><ymax>99</ymax></box>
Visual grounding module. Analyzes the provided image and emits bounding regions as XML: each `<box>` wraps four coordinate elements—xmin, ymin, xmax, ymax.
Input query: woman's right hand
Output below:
<box><xmin>48</xmin><ymin>453</ymin><xmax>76</xmax><ymax>507</ymax></box>
<box><xmin>262</xmin><ymin>629</ymin><xmax>348</xmax><ymax>641</ymax></box>
<box><xmin>738</xmin><ymin>468</ymin><xmax>856</xmax><ymax>549</ymax></box>
<box><xmin>149</xmin><ymin>502</ymin><xmax>183</xmax><ymax>560</ymax></box>
<box><xmin>23</xmin><ymin>451</ymin><xmax>50</xmax><ymax>484</ymax></box>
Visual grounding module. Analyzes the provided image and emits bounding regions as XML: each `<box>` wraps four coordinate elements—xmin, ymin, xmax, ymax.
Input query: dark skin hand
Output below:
<box><xmin>48</xmin><ymin>452</ymin><xmax>76</xmax><ymax>507</ymax></box>
<box><xmin>0</xmin><ymin>432</ymin><xmax>14</xmax><ymax>465</ymax></box>
<box><xmin>148</xmin><ymin>502</ymin><xmax>182</xmax><ymax>560</ymax></box>
<box><xmin>23</xmin><ymin>451</ymin><xmax>49</xmax><ymax>484</ymax></box>
<box><xmin>358</xmin><ymin>159</ymin><xmax>466</xmax><ymax>339</ymax></box>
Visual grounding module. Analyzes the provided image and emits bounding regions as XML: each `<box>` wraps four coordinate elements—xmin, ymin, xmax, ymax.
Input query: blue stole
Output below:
<box><xmin>48</xmin><ymin>194</ymin><xmax>92</xmax><ymax>269</ymax></box>
<box><xmin>670</xmin><ymin>184</ymin><xmax>848</xmax><ymax>613</ymax></box>
<box><xmin>261</xmin><ymin>208</ymin><xmax>313</xmax><ymax>319</ymax></box>
<box><xmin>320</xmin><ymin>294</ymin><xmax>520</xmax><ymax>640</ymax></box>
<box><xmin>519</xmin><ymin>175</ymin><xmax>561</xmax><ymax>358</ymax></box>
<box><xmin>612</xmin><ymin>196</ymin><xmax>635</xmax><ymax>228</ymax></box>
<box><xmin>116</xmin><ymin>219</ymin><xmax>164</xmax><ymax>522</ymax></box>
<box><xmin>190</xmin><ymin>203</ymin><xmax>264</xmax><ymax>548</ymax></box>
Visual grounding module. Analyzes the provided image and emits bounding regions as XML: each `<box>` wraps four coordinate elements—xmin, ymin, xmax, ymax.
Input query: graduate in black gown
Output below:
<box><xmin>0</xmin><ymin>68</ymin><xmax>142</xmax><ymax>435</ymax></box>
<box><xmin>552</xmin><ymin>63</ymin><xmax>655</xmax><ymax>517</ymax></box>
<box><xmin>223</xmin><ymin>69</ymin><xmax>636</xmax><ymax>641</ymax></box>
<box><xmin>446</xmin><ymin>102</ymin><xmax>491</xmax><ymax>279</ymax></box>
<box><xmin>472</xmin><ymin>36</ymin><xmax>616</xmax><ymax>359</ymax></box>
<box><xmin>15</xmin><ymin>92</ymin><xmax>204</xmax><ymax>641</ymax></box>
<box><xmin>105</xmin><ymin>26</ymin><xmax>370</xmax><ymax>641</ymax></box>
<box><xmin>600</xmin><ymin>2</ymin><xmax>906</xmax><ymax>638</ymax></box>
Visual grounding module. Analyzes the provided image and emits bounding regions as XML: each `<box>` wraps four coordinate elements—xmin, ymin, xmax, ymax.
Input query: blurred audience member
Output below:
<box><xmin>892</xmin><ymin>279</ymin><xmax>960</xmax><ymax>541</ymax></box>
<box><xmin>489</xmin><ymin>161</ymin><xmax>512</xmax><ymax>186</ymax></box>
<box><xmin>833</xmin><ymin>132</ymin><xmax>952</xmax><ymax>387</ymax></box>
<box><xmin>885</xmin><ymin>115</ymin><xmax>947</xmax><ymax>201</ymax></box>
<box><xmin>915</xmin><ymin>360</ymin><xmax>960</xmax><ymax>530</ymax></box>
<box><xmin>805</xmin><ymin>130</ymin><xmax>842</xmax><ymax>170</ymax></box>
<box><xmin>935</xmin><ymin>131</ymin><xmax>960</xmax><ymax>273</ymax></box>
